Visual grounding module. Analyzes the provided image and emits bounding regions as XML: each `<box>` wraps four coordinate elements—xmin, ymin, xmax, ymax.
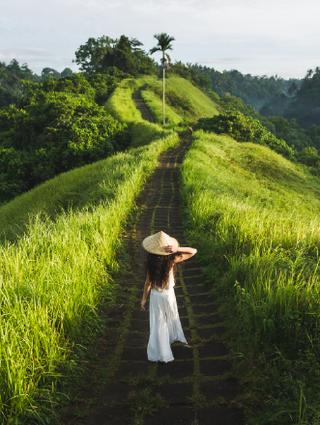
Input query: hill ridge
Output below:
<box><xmin>60</xmin><ymin>132</ymin><xmax>246</xmax><ymax>425</ymax></box>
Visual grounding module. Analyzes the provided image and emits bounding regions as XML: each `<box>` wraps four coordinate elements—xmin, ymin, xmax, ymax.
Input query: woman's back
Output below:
<box><xmin>147</xmin><ymin>264</ymin><xmax>187</xmax><ymax>362</ymax></box>
<box><xmin>151</xmin><ymin>267</ymin><xmax>175</xmax><ymax>292</ymax></box>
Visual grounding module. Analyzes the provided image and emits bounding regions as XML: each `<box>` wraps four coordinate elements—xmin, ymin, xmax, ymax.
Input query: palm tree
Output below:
<box><xmin>150</xmin><ymin>33</ymin><xmax>175</xmax><ymax>126</ymax></box>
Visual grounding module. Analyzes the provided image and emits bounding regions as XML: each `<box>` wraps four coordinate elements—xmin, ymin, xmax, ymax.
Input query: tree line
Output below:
<box><xmin>1</xmin><ymin>33</ymin><xmax>320</xmax><ymax>204</ymax></box>
<box><xmin>0</xmin><ymin>33</ymin><xmax>175</xmax><ymax>204</ymax></box>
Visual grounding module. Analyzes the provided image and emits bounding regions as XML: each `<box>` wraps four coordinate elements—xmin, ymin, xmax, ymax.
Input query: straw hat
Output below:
<box><xmin>142</xmin><ymin>230</ymin><xmax>179</xmax><ymax>256</ymax></box>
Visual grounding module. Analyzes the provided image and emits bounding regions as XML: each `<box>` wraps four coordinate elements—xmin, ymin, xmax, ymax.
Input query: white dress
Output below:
<box><xmin>147</xmin><ymin>268</ymin><xmax>188</xmax><ymax>362</ymax></box>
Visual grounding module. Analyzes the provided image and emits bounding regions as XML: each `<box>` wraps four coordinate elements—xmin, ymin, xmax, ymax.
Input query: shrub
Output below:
<box><xmin>297</xmin><ymin>146</ymin><xmax>320</xmax><ymax>167</ymax></box>
<box><xmin>196</xmin><ymin>111</ymin><xmax>296</xmax><ymax>159</ymax></box>
<box><xmin>0</xmin><ymin>92</ymin><xmax>126</xmax><ymax>202</ymax></box>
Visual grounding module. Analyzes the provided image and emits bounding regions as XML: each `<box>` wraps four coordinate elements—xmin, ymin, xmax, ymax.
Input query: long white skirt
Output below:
<box><xmin>147</xmin><ymin>287</ymin><xmax>188</xmax><ymax>362</ymax></box>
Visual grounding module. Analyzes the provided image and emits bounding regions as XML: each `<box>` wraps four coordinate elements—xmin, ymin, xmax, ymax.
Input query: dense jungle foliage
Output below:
<box><xmin>1</xmin><ymin>34</ymin><xmax>320</xmax><ymax>205</ymax></box>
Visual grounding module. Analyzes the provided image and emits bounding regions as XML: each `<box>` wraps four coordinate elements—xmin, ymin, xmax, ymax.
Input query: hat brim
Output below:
<box><xmin>142</xmin><ymin>235</ymin><xmax>179</xmax><ymax>256</ymax></box>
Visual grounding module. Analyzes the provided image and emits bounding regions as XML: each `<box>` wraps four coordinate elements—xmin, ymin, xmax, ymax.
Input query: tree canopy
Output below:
<box><xmin>74</xmin><ymin>35</ymin><xmax>156</xmax><ymax>75</ymax></box>
<box><xmin>0</xmin><ymin>72</ymin><xmax>126</xmax><ymax>203</ymax></box>
<box><xmin>150</xmin><ymin>33</ymin><xmax>175</xmax><ymax>66</ymax></box>
<box><xmin>285</xmin><ymin>67</ymin><xmax>320</xmax><ymax>128</ymax></box>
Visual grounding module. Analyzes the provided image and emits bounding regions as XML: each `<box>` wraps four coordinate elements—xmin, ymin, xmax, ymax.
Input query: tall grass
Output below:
<box><xmin>137</xmin><ymin>75</ymin><xmax>219</xmax><ymax>123</ymax></box>
<box><xmin>165</xmin><ymin>76</ymin><xmax>219</xmax><ymax>120</ymax></box>
<box><xmin>0</xmin><ymin>153</ymin><xmax>141</xmax><ymax>243</ymax></box>
<box><xmin>0</xmin><ymin>132</ymin><xmax>179</xmax><ymax>423</ymax></box>
<box><xmin>181</xmin><ymin>130</ymin><xmax>320</xmax><ymax>424</ymax></box>
<box><xmin>105</xmin><ymin>77</ymin><xmax>173</xmax><ymax>147</ymax></box>
<box><xmin>106</xmin><ymin>78</ymin><xmax>143</xmax><ymax>123</ymax></box>
<box><xmin>140</xmin><ymin>88</ymin><xmax>182</xmax><ymax>125</ymax></box>
<box><xmin>105</xmin><ymin>74</ymin><xmax>218</xmax><ymax>147</ymax></box>
<box><xmin>129</xmin><ymin>120</ymin><xmax>172</xmax><ymax>147</ymax></box>
<box><xmin>105</xmin><ymin>74</ymin><xmax>219</xmax><ymax>127</ymax></box>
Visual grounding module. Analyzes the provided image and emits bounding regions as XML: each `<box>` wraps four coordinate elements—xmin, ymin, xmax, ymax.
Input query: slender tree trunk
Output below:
<box><xmin>162</xmin><ymin>53</ymin><xmax>166</xmax><ymax>126</ymax></box>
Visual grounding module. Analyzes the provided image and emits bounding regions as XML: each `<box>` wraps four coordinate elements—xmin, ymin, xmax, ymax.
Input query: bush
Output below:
<box><xmin>0</xmin><ymin>147</ymin><xmax>29</xmax><ymax>202</ymax></box>
<box><xmin>0</xmin><ymin>92</ymin><xmax>126</xmax><ymax>202</ymax></box>
<box><xmin>88</xmin><ymin>69</ymin><xmax>127</xmax><ymax>105</ymax></box>
<box><xmin>196</xmin><ymin>111</ymin><xmax>296</xmax><ymax>159</ymax></box>
<box><xmin>297</xmin><ymin>146</ymin><xmax>320</xmax><ymax>167</ymax></box>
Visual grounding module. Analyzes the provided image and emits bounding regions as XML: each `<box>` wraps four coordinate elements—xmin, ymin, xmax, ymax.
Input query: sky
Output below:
<box><xmin>0</xmin><ymin>0</ymin><xmax>319</xmax><ymax>79</ymax></box>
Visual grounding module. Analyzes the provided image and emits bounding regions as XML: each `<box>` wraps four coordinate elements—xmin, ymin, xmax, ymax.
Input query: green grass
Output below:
<box><xmin>166</xmin><ymin>75</ymin><xmax>219</xmax><ymax>120</ymax></box>
<box><xmin>181</xmin><ymin>130</ymin><xmax>320</xmax><ymax>425</ymax></box>
<box><xmin>114</xmin><ymin>74</ymin><xmax>219</xmax><ymax>126</ymax></box>
<box><xmin>106</xmin><ymin>78</ymin><xmax>143</xmax><ymax>123</ymax></box>
<box><xmin>0</xmin><ymin>154</ymin><xmax>136</xmax><ymax>243</ymax></box>
<box><xmin>0</xmin><ymin>132</ymin><xmax>179</xmax><ymax>423</ymax></box>
<box><xmin>129</xmin><ymin>120</ymin><xmax>173</xmax><ymax>147</ymax></box>
<box><xmin>140</xmin><ymin>88</ymin><xmax>182</xmax><ymax>126</ymax></box>
<box><xmin>0</xmin><ymin>71</ymin><xmax>227</xmax><ymax>423</ymax></box>
<box><xmin>105</xmin><ymin>74</ymin><xmax>219</xmax><ymax>147</ymax></box>
<box><xmin>138</xmin><ymin>75</ymin><xmax>219</xmax><ymax>123</ymax></box>
<box><xmin>105</xmin><ymin>77</ymin><xmax>173</xmax><ymax>147</ymax></box>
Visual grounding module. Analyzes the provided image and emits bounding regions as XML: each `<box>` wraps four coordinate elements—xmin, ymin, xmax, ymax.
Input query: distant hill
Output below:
<box><xmin>171</xmin><ymin>63</ymin><xmax>301</xmax><ymax>113</ymax></box>
<box><xmin>284</xmin><ymin>67</ymin><xmax>320</xmax><ymax>128</ymax></box>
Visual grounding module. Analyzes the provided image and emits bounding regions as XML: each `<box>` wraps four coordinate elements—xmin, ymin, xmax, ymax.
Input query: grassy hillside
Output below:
<box><xmin>105</xmin><ymin>77</ymin><xmax>172</xmax><ymax>146</ymax></box>
<box><xmin>106</xmin><ymin>75</ymin><xmax>219</xmax><ymax>128</ymax></box>
<box><xmin>0</xmin><ymin>152</ymin><xmax>143</xmax><ymax>243</ymax></box>
<box><xmin>140</xmin><ymin>88</ymin><xmax>182</xmax><ymax>125</ymax></box>
<box><xmin>181</xmin><ymin>130</ymin><xmax>320</xmax><ymax>425</ymax></box>
<box><xmin>0</xmin><ymin>67</ymin><xmax>221</xmax><ymax>423</ymax></box>
<box><xmin>0</xmin><ymin>132</ymin><xmax>179</xmax><ymax>423</ymax></box>
<box><xmin>2</xmin><ymin>69</ymin><xmax>302</xmax><ymax>423</ymax></box>
<box><xmin>106</xmin><ymin>78</ymin><xmax>144</xmax><ymax>123</ymax></box>
<box><xmin>2</xmin><ymin>75</ymin><xmax>194</xmax><ymax>243</ymax></box>
<box><xmin>165</xmin><ymin>75</ymin><xmax>219</xmax><ymax>119</ymax></box>
<box><xmin>138</xmin><ymin>75</ymin><xmax>219</xmax><ymax>124</ymax></box>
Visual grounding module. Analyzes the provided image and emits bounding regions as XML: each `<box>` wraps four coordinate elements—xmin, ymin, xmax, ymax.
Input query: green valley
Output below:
<box><xmin>1</xmin><ymin>32</ymin><xmax>320</xmax><ymax>425</ymax></box>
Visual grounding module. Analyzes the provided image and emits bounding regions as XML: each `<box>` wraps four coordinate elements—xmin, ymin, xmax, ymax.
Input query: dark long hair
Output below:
<box><xmin>144</xmin><ymin>252</ymin><xmax>181</xmax><ymax>290</ymax></box>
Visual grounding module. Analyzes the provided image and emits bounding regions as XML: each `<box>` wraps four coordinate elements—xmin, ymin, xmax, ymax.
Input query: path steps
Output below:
<box><xmin>133</xmin><ymin>90</ymin><xmax>155</xmax><ymax>122</ymax></box>
<box><xmin>60</xmin><ymin>134</ymin><xmax>246</xmax><ymax>425</ymax></box>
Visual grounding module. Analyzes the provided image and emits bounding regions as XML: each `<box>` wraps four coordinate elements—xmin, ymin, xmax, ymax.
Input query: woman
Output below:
<box><xmin>140</xmin><ymin>230</ymin><xmax>197</xmax><ymax>363</ymax></box>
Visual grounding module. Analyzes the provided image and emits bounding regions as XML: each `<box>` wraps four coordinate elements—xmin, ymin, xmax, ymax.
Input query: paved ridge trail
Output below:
<box><xmin>61</xmin><ymin>134</ymin><xmax>246</xmax><ymax>425</ymax></box>
<box><xmin>133</xmin><ymin>90</ymin><xmax>155</xmax><ymax>122</ymax></box>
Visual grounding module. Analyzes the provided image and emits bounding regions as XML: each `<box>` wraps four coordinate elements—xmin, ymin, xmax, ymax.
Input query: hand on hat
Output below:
<box><xmin>164</xmin><ymin>244</ymin><xmax>178</xmax><ymax>254</ymax></box>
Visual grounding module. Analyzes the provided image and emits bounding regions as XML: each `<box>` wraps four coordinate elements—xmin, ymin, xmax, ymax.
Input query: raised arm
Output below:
<box><xmin>163</xmin><ymin>244</ymin><xmax>197</xmax><ymax>263</ymax></box>
<box><xmin>173</xmin><ymin>246</ymin><xmax>197</xmax><ymax>263</ymax></box>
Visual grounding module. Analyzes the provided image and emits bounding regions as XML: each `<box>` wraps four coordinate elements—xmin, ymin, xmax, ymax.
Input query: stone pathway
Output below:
<box><xmin>60</xmin><ymin>134</ymin><xmax>246</xmax><ymax>425</ymax></box>
<box><xmin>133</xmin><ymin>89</ymin><xmax>155</xmax><ymax>122</ymax></box>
